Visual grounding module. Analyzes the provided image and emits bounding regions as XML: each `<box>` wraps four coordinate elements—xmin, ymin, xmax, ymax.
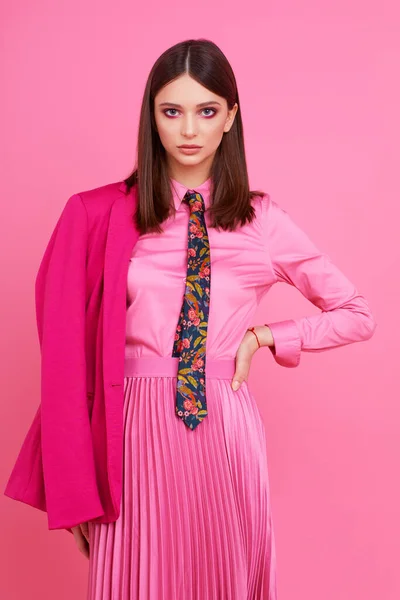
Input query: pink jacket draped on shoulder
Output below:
<box><xmin>4</xmin><ymin>181</ymin><xmax>376</xmax><ymax>532</ymax></box>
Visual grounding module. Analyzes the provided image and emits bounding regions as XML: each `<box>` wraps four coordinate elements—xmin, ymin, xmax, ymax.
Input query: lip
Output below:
<box><xmin>178</xmin><ymin>145</ymin><xmax>202</xmax><ymax>155</ymax></box>
<box><xmin>178</xmin><ymin>145</ymin><xmax>202</xmax><ymax>148</ymax></box>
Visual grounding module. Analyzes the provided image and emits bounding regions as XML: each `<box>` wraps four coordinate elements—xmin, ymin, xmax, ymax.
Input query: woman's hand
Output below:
<box><xmin>231</xmin><ymin>325</ymin><xmax>274</xmax><ymax>391</ymax></box>
<box><xmin>71</xmin><ymin>523</ymin><xmax>90</xmax><ymax>559</ymax></box>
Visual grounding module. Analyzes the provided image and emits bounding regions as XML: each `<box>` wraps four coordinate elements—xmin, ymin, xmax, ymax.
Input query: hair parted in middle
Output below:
<box><xmin>123</xmin><ymin>38</ymin><xmax>267</xmax><ymax>235</ymax></box>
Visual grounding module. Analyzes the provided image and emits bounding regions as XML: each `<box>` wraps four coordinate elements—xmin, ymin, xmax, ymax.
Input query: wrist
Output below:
<box><xmin>246</xmin><ymin>325</ymin><xmax>275</xmax><ymax>351</ymax></box>
<box><xmin>259</xmin><ymin>324</ymin><xmax>275</xmax><ymax>349</ymax></box>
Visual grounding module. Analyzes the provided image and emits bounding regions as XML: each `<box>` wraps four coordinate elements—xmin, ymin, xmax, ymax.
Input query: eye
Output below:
<box><xmin>164</xmin><ymin>108</ymin><xmax>179</xmax><ymax>117</ymax></box>
<box><xmin>162</xmin><ymin>107</ymin><xmax>217</xmax><ymax>118</ymax></box>
<box><xmin>201</xmin><ymin>108</ymin><xmax>217</xmax><ymax>117</ymax></box>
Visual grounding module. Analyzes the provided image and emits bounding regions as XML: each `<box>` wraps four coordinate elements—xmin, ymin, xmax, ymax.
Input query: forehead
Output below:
<box><xmin>154</xmin><ymin>74</ymin><xmax>225</xmax><ymax>107</ymax></box>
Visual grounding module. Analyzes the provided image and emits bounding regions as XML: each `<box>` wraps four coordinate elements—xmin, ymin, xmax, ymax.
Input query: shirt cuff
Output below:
<box><xmin>266</xmin><ymin>319</ymin><xmax>302</xmax><ymax>368</ymax></box>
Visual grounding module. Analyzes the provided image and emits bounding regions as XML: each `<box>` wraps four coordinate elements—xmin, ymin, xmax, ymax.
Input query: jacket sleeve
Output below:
<box><xmin>262</xmin><ymin>195</ymin><xmax>377</xmax><ymax>368</ymax></box>
<box><xmin>35</xmin><ymin>193</ymin><xmax>104</xmax><ymax>529</ymax></box>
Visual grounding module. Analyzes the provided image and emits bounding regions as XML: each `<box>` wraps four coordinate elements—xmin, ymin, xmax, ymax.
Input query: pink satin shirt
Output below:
<box><xmin>125</xmin><ymin>176</ymin><xmax>376</xmax><ymax>367</ymax></box>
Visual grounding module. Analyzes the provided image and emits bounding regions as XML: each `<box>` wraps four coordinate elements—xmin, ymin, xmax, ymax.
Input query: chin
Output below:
<box><xmin>174</xmin><ymin>155</ymin><xmax>204</xmax><ymax>165</ymax></box>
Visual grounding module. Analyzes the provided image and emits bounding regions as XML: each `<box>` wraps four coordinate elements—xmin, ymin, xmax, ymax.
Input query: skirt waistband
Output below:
<box><xmin>124</xmin><ymin>356</ymin><xmax>236</xmax><ymax>380</ymax></box>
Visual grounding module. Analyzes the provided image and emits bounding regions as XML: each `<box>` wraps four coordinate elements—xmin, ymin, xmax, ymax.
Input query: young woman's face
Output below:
<box><xmin>154</xmin><ymin>73</ymin><xmax>238</xmax><ymax>172</ymax></box>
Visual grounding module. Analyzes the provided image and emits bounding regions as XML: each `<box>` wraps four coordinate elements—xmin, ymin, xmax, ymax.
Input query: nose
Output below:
<box><xmin>181</xmin><ymin>113</ymin><xmax>198</xmax><ymax>137</ymax></box>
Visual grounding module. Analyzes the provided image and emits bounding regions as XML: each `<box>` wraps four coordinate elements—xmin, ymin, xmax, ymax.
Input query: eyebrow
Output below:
<box><xmin>158</xmin><ymin>101</ymin><xmax>222</xmax><ymax>108</ymax></box>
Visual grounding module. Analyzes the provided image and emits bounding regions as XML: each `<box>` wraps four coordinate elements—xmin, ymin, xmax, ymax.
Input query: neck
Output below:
<box><xmin>167</xmin><ymin>156</ymin><xmax>213</xmax><ymax>189</ymax></box>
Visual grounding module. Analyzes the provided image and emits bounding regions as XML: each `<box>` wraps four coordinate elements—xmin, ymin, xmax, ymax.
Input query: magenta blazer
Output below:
<box><xmin>4</xmin><ymin>181</ymin><xmax>139</xmax><ymax>532</ymax></box>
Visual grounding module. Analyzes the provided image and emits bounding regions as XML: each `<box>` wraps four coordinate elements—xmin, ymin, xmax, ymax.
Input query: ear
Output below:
<box><xmin>224</xmin><ymin>102</ymin><xmax>238</xmax><ymax>133</ymax></box>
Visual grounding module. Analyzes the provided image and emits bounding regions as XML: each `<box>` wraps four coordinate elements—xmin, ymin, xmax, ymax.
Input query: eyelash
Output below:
<box><xmin>162</xmin><ymin>108</ymin><xmax>217</xmax><ymax>118</ymax></box>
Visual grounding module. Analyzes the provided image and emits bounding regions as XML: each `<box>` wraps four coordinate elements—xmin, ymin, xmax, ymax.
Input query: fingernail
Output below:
<box><xmin>232</xmin><ymin>380</ymin><xmax>240</xmax><ymax>391</ymax></box>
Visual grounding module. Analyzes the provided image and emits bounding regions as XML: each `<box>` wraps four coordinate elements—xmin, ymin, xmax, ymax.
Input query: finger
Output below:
<box><xmin>78</xmin><ymin>538</ymin><xmax>90</xmax><ymax>560</ymax></box>
<box><xmin>231</xmin><ymin>372</ymin><xmax>247</xmax><ymax>391</ymax></box>
<box><xmin>80</xmin><ymin>522</ymin><xmax>90</xmax><ymax>543</ymax></box>
<box><xmin>72</xmin><ymin>526</ymin><xmax>90</xmax><ymax>558</ymax></box>
<box><xmin>232</xmin><ymin>352</ymin><xmax>251</xmax><ymax>390</ymax></box>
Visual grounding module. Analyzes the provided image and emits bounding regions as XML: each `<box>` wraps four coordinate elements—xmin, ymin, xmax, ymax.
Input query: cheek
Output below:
<box><xmin>156</xmin><ymin>125</ymin><xmax>175</xmax><ymax>148</ymax></box>
<box><xmin>204</xmin><ymin>124</ymin><xmax>225</xmax><ymax>148</ymax></box>
<box><xmin>202</xmin><ymin>116</ymin><xmax>226</xmax><ymax>138</ymax></box>
<box><xmin>156</xmin><ymin>117</ymin><xmax>180</xmax><ymax>141</ymax></box>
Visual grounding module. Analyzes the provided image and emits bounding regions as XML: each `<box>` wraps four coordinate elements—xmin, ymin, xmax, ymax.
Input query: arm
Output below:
<box><xmin>261</xmin><ymin>195</ymin><xmax>377</xmax><ymax>368</ymax></box>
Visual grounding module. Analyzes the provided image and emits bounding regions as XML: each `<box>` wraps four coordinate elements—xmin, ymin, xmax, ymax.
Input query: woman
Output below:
<box><xmin>4</xmin><ymin>39</ymin><xmax>376</xmax><ymax>599</ymax></box>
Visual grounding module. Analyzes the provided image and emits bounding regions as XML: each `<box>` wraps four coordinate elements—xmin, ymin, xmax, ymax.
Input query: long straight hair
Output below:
<box><xmin>124</xmin><ymin>38</ymin><xmax>267</xmax><ymax>234</ymax></box>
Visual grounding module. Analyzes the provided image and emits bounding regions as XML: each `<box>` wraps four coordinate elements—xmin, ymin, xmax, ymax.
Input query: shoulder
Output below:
<box><xmin>250</xmin><ymin>190</ymin><xmax>282</xmax><ymax>224</ymax></box>
<box><xmin>55</xmin><ymin>181</ymin><xmax>135</xmax><ymax>244</ymax></box>
<box><xmin>62</xmin><ymin>180</ymin><xmax>137</xmax><ymax>234</ymax></box>
<box><xmin>76</xmin><ymin>180</ymin><xmax>129</xmax><ymax>220</ymax></box>
<box><xmin>250</xmin><ymin>190</ymin><xmax>286</xmax><ymax>214</ymax></box>
<box><xmin>253</xmin><ymin>191</ymin><xmax>292</xmax><ymax>230</ymax></box>
<box><xmin>255</xmin><ymin>191</ymin><xmax>287</xmax><ymax>215</ymax></box>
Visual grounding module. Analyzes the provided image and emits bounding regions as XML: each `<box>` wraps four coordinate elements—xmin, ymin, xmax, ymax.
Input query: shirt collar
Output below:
<box><xmin>170</xmin><ymin>176</ymin><xmax>213</xmax><ymax>211</ymax></box>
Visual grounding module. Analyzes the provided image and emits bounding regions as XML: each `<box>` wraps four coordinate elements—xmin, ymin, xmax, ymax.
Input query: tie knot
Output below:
<box><xmin>183</xmin><ymin>191</ymin><xmax>205</xmax><ymax>213</ymax></box>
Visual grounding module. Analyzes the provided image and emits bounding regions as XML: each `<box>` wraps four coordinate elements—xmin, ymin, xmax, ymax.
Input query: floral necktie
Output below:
<box><xmin>172</xmin><ymin>190</ymin><xmax>211</xmax><ymax>430</ymax></box>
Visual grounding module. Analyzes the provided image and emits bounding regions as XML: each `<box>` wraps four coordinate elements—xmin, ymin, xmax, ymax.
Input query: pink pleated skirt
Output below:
<box><xmin>87</xmin><ymin>355</ymin><xmax>278</xmax><ymax>599</ymax></box>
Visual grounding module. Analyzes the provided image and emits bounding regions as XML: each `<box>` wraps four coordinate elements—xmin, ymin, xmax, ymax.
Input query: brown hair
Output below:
<box><xmin>123</xmin><ymin>38</ymin><xmax>267</xmax><ymax>234</ymax></box>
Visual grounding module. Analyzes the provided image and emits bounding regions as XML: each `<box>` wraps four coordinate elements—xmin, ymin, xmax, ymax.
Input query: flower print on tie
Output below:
<box><xmin>172</xmin><ymin>190</ymin><xmax>211</xmax><ymax>430</ymax></box>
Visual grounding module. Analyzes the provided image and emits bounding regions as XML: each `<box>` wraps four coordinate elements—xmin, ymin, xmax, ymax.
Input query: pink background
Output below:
<box><xmin>1</xmin><ymin>1</ymin><xmax>398</xmax><ymax>598</ymax></box>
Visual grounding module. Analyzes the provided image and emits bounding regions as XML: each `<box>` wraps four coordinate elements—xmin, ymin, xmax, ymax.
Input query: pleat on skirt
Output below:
<box><xmin>87</xmin><ymin>356</ymin><xmax>278</xmax><ymax>599</ymax></box>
